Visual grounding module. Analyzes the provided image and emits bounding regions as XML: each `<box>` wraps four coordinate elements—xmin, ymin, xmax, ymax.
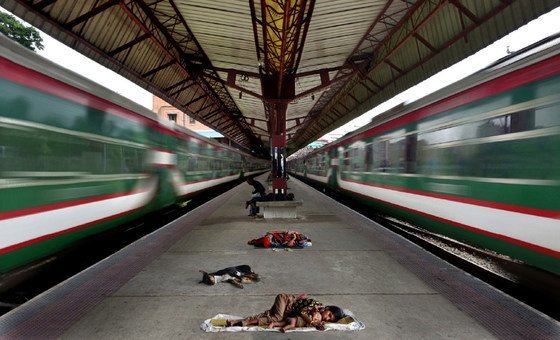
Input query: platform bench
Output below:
<box><xmin>257</xmin><ymin>200</ymin><xmax>303</xmax><ymax>219</ymax></box>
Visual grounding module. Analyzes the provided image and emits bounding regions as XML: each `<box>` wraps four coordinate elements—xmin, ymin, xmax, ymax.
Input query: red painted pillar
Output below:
<box><xmin>270</xmin><ymin>101</ymin><xmax>288</xmax><ymax>197</ymax></box>
<box><xmin>262</xmin><ymin>74</ymin><xmax>294</xmax><ymax>199</ymax></box>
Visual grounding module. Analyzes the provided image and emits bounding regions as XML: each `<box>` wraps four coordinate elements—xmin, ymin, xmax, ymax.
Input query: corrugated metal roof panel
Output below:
<box><xmin>2</xmin><ymin>0</ymin><xmax>559</xmax><ymax>152</ymax></box>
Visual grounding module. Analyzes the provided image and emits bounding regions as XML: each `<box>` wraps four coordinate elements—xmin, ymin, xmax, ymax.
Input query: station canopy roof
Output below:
<box><xmin>2</xmin><ymin>0</ymin><xmax>560</xmax><ymax>156</ymax></box>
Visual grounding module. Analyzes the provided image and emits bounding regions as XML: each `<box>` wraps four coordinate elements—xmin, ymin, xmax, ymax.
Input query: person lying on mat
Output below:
<box><xmin>226</xmin><ymin>293</ymin><xmax>344</xmax><ymax>330</ymax></box>
<box><xmin>267</xmin><ymin>308</ymin><xmax>324</xmax><ymax>332</ymax></box>
<box><xmin>248</xmin><ymin>231</ymin><xmax>311</xmax><ymax>248</ymax></box>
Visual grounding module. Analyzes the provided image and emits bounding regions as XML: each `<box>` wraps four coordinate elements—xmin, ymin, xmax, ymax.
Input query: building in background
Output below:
<box><xmin>153</xmin><ymin>96</ymin><xmax>334</xmax><ymax>155</ymax></box>
<box><xmin>152</xmin><ymin>96</ymin><xmax>223</xmax><ymax>139</ymax></box>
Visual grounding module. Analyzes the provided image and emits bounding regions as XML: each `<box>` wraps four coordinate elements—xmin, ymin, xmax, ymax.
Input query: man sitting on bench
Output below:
<box><xmin>246</xmin><ymin>178</ymin><xmax>266</xmax><ymax>217</ymax></box>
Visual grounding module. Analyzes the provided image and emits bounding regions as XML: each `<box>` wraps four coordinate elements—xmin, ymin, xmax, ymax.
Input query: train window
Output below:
<box><xmin>343</xmin><ymin>150</ymin><xmax>350</xmax><ymax>170</ymax></box>
<box><xmin>477</xmin><ymin>116</ymin><xmax>511</xmax><ymax>137</ymax></box>
<box><xmin>104</xmin><ymin>144</ymin><xmax>126</xmax><ymax>173</ymax></box>
<box><xmin>308</xmin><ymin>154</ymin><xmax>325</xmax><ymax>175</ymax></box>
<box><xmin>310</xmin><ymin>156</ymin><xmax>318</xmax><ymax>173</ymax></box>
<box><xmin>510</xmin><ymin>110</ymin><xmax>535</xmax><ymax>132</ymax></box>
<box><xmin>372</xmin><ymin>141</ymin><xmax>388</xmax><ymax>172</ymax></box>
<box><xmin>405</xmin><ymin>134</ymin><xmax>417</xmax><ymax>174</ymax></box>
<box><xmin>177</xmin><ymin>153</ymin><xmax>188</xmax><ymax>173</ymax></box>
<box><xmin>417</xmin><ymin>144</ymin><xmax>459</xmax><ymax>176</ymax></box>
<box><xmin>1</xmin><ymin>124</ymin><xmax>150</xmax><ymax>176</ymax></box>
<box><xmin>421</xmin><ymin>103</ymin><xmax>560</xmax><ymax>148</ymax></box>
<box><xmin>198</xmin><ymin>158</ymin><xmax>208</xmax><ymax>171</ymax></box>
<box><xmin>533</xmin><ymin>103</ymin><xmax>560</xmax><ymax>128</ymax></box>
<box><xmin>188</xmin><ymin>156</ymin><xmax>197</xmax><ymax>172</ymax></box>
<box><xmin>387</xmin><ymin>137</ymin><xmax>406</xmax><ymax>173</ymax></box>
<box><xmin>421</xmin><ymin>125</ymin><xmax>465</xmax><ymax>145</ymax></box>
<box><xmin>121</xmin><ymin>148</ymin><xmax>143</xmax><ymax>173</ymax></box>
<box><xmin>491</xmin><ymin>106</ymin><xmax>560</xmax><ymax>134</ymax></box>
<box><xmin>365</xmin><ymin>143</ymin><xmax>373</xmax><ymax>172</ymax></box>
<box><xmin>319</xmin><ymin>155</ymin><xmax>324</xmax><ymax>172</ymax></box>
<box><xmin>412</xmin><ymin>101</ymin><xmax>560</xmax><ymax>179</ymax></box>
<box><xmin>348</xmin><ymin>147</ymin><xmax>364</xmax><ymax>172</ymax></box>
<box><xmin>1</xmin><ymin>127</ymin><xmax>40</xmax><ymax>173</ymax></box>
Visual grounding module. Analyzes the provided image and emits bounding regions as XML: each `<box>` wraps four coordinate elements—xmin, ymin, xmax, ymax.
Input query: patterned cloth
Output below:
<box><xmin>291</xmin><ymin>297</ymin><xmax>323</xmax><ymax>317</ymax></box>
<box><xmin>201</xmin><ymin>310</ymin><xmax>366</xmax><ymax>333</ymax></box>
<box><xmin>248</xmin><ymin>231</ymin><xmax>312</xmax><ymax>248</ymax></box>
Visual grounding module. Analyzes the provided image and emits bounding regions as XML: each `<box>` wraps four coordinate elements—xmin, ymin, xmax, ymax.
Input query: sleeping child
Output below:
<box><xmin>266</xmin><ymin>310</ymin><xmax>324</xmax><ymax>332</ymax></box>
<box><xmin>266</xmin><ymin>297</ymin><xmax>344</xmax><ymax>332</ymax></box>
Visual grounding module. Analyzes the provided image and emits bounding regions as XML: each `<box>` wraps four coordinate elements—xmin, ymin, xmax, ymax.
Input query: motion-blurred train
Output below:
<box><xmin>0</xmin><ymin>34</ymin><xmax>268</xmax><ymax>284</ymax></box>
<box><xmin>288</xmin><ymin>34</ymin><xmax>560</xmax><ymax>276</ymax></box>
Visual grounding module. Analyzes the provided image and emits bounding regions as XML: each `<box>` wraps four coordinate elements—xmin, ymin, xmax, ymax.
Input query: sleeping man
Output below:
<box><xmin>226</xmin><ymin>293</ymin><xmax>344</xmax><ymax>331</ymax></box>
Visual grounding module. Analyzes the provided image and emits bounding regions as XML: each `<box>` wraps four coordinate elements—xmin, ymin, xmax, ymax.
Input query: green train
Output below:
<box><xmin>288</xmin><ymin>34</ymin><xmax>560</xmax><ymax>276</ymax></box>
<box><xmin>0</xmin><ymin>34</ymin><xmax>268</xmax><ymax>286</ymax></box>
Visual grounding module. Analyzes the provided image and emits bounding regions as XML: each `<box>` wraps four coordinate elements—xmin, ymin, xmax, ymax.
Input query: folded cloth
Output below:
<box><xmin>200</xmin><ymin>309</ymin><xmax>365</xmax><ymax>332</ymax></box>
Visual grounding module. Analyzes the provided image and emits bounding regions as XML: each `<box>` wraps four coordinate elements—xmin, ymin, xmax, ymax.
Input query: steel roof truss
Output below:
<box><xmin>201</xmin><ymin>107</ymin><xmax>221</xmax><ymax>121</ymax></box>
<box><xmin>63</xmin><ymin>0</ymin><xmax>121</xmax><ymax>29</ymax></box>
<box><xmin>206</xmin><ymin>73</ymin><xmax>263</xmax><ymax>100</ymax></box>
<box><xmin>412</xmin><ymin>32</ymin><xmax>437</xmax><ymax>52</ymax></box>
<box><xmin>169</xmin><ymin>81</ymin><xmax>197</xmax><ymax>98</ymax></box>
<box><xmin>292</xmin><ymin>0</ymin><xmax>441</xmax><ymax>147</ymax></box>
<box><xmin>165</xmin><ymin>77</ymin><xmax>192</xmax><ymax>92</ymax></box>
<box><xmin>449</xmin><ymin>0</ymin><xmax>480</xmax><ymax>24</ymax></box>
<box><xmin>293</xmin><ymin>69</ymin><xmax>354</xmax><ymax>101</ymax></box>
<box><xmin>292</xmin><ymin>0</ymin><xmax>405</xmax><ymax>145</ymax></box>
<box><xmin>142</xmin><ymin>59</ymin><xmax>175</xmax><ymax>78</ymax></box>
<box><xmin>294</xmin><ymin>0</ymin><xmax>519</xmax><ymax>149</ymax></box>
<box><xmin>9</xmin><ymin>0</ymin><xmax>548</xmax><ymax>154</ymax></box>
<box><xmin>292</xmin><ymin>0</ymin><xmax>315</xmax><ymax>72</ymax></box>
<box><xmin>121</xmin><ymin>0</ymin><xmax>252</xmax><ymax>146</ymax></box>
<box><xmin>261</xmin><ymin>0</ymin><xmax>309</xmax><ymax>96</ymax></box>
<box><xmin>35</xmin><ymin>0</ymin><xmax>56</xmax><ymax>11</ymax></box>
<box><xmin>249</xmin><ymin>0</ymin><xmax>264</xmax><ymax>64</ymax></box>
<box><xmin>183</xmin><ymin>93</ymin><xmax>207</xmax><ymax>107</ymax></box>
<box><xmin>197</xmin><ymin>97</ymin><xmax>214</xmax><ymax>113</ymax></box>
<box><xmin>108</xmin><ymin>32</ymin><xmax>151</xmax><ymax>57</ymax></box>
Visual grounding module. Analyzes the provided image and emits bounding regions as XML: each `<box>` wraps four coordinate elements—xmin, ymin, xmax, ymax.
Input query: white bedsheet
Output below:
<box><xmin>201</xmin><ymin>309</ymin><xmax>365</xmax><ymax>333</ymax></box>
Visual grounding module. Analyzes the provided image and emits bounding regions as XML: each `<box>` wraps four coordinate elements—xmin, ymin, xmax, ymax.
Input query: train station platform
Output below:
<box><xmin>0</xmin><ymin>175</ymin><xmax>558</xmax><ymax>339</ymax></box>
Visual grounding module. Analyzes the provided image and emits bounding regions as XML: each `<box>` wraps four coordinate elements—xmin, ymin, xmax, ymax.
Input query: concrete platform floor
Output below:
<box><xmin>1</xmin><ymin>175</ymin><xmax>558</xmax><ymax>339</ymax></box>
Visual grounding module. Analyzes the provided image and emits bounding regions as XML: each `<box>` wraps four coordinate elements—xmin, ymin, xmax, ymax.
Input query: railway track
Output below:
<box><xmin>376</xmin><ymin>214</ymin><xmax>560</xmax><ymax>321</ymax></box>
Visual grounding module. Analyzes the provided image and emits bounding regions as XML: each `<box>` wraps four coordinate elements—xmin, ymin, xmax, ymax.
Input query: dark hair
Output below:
<box><xmin>325</xmin><ymin>305</ymin><xmax>344</xmax><ymax>321</ymax></box>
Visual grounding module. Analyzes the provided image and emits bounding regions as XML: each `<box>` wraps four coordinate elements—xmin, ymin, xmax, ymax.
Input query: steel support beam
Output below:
<box><xmin>257</xmin><ymin>0</ymin><xmax>314</xmax><ymax>195</ymax></box>
<box><xmin>64</xmin><ymin>0</ymin><xmax>121</xmax><ymax>29</ymax></box>
<box><xmin>119</xmin><ymin>0</ymin><xmax>254</xmax><ymax>147</ymax></box>
<box><xmin>291</xmin><ymin>0</ymin><xmax>515</xmax><ymax>149</ymax></box>
<box><xmin>269</xmin><ymin>101</ymin><xmax>288</xmax><ymax>196</ymax></box>
<box><xmin>108</xmin><ymin>33</ymin><xmax>151</xmax><ymax>57</ymax></box>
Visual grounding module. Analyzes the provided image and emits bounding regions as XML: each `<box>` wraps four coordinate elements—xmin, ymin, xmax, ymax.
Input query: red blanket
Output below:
<box><xmin>248</xmin><ymin>231</ymin><xmax>312</xmax><ymax>248</ymax></box>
